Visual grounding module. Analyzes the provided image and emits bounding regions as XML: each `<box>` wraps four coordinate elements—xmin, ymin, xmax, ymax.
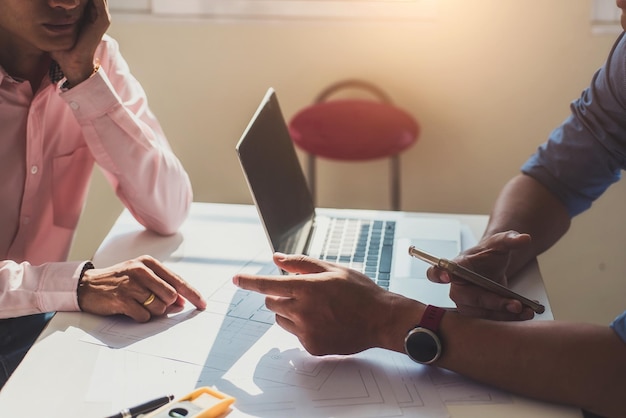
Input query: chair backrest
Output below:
<box><xmin>288</xmin><ymin>79</ymin><xmax>419</xmax><ymax>161</ymax></box>
<box><xmin>313</xmin><ymin>79</ymin><xmax>393</xmax><ymax>104</ymax></box>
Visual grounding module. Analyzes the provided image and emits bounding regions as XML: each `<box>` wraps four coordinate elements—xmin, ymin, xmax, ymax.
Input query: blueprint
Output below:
<box><xmin>81</xmin><ymin>255</ymin><xmax>513</xmax><ymax>418</ymax></box>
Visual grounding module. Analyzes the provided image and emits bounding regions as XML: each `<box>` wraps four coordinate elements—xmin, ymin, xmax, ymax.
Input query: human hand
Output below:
<box><xmin>50</xmin><ymin>0</ymin><xmax>111</xmax><ymax>87</ymax></box>
<box><xmin>427</xmin><ymin>230</ymin><xmax>535</xmax><ymax>321</ymax></box>
<box><xmin>77</xmin><ymin>255</ymin><xmax>207</xmax><ymax>322</ymax></box>
<box><xmin>233</xmin><ymin>253</ymin><xmax>419</xmax><ymax>356</ymax></box>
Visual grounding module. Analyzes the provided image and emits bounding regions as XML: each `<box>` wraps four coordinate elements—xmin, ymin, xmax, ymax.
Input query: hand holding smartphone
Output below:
<box><xmin>408</xmin><ymin>246</ymin><xmax>545</xmax><ymax>314</ymax></box>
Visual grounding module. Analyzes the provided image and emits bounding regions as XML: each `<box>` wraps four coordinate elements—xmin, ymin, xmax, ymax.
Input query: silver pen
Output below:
<box><xmin>408</xmin><ymin>246</ymin><xmax>545</xmax><ymax>314</ymax></box>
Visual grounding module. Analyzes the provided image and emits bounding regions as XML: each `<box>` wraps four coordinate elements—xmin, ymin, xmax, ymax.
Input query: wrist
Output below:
<box><xmin>77</xmin><ymin>261</ymin><xmax>95</xmax><ymax>310</ymax></box>
<box><xmin>405</xmin><ymin>305</ymin><xmax>447</xmax><ymax>364</ymax></box>
<box><xmin>381</xmin><ymin>295</ymin><xmax>426</xmax><ymax>353</ymax></box>
<box><xmin>62</xmin><ymin>61</ymin><xmax>100</xmax><ymax>89</ymax></box>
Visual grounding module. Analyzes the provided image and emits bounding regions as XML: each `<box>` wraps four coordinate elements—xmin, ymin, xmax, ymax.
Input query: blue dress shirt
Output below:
<box><xmin>611</xmin><ymin>311</ymin><xmax>626</xmax><ymax>342</ymax></box>
<box><xmin>522</xmin><ymin>33</ymin><xmax>626</xmax><ymax>217</ymax></box>
<box><xmin>521</xmin><ymin>33</ymin><xmax>626</xmax><ymax>338</ymax></box>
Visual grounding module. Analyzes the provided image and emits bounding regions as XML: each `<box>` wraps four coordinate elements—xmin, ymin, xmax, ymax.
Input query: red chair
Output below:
<box><xmin>288</xmin><ymin>79</ymin><xmax>419</xmax><ymax>211</ymax></box>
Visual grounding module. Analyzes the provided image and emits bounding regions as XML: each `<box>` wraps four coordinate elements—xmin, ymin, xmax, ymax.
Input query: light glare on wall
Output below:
<box><xmin>109</xmin><ymin>0</ymin><xmax>438</xmax><ymax>20</ymax></box>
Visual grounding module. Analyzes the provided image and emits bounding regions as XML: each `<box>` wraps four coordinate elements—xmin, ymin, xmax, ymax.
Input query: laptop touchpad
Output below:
<box><xmin>393</xmin><ymin>238</ymin><xmax>459</xmax><ymax>279</ymax></box>
<box><xmin>391</xmin><ymin>238</ymin><xmax>459</xmax><ymax>308</ymax></box>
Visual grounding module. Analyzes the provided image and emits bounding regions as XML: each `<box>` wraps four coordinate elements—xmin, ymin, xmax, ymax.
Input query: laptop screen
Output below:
<box><xmin>236</xmin><ymin>88</ymin><xmax>315</xmax><ymax>255</ymax></box>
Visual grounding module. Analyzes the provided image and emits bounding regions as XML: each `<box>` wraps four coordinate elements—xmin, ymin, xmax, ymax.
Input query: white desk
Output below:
<box><xmin>0</xmin><ymin>203</ymin><xmax>581</xmax><ymax>418</ymax></box>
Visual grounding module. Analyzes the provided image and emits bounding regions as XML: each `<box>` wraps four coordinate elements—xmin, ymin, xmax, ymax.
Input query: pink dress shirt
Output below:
<box><xmin>0</xmin><ymin>35</ymin><xmax>193</xmax><ymax>319</ymax></box>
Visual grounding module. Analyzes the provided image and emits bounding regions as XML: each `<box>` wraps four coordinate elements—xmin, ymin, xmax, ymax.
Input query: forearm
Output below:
<box><xmin>384</xmin><ymin>297</ymin><xmax>626</xmax><ymax>417</ymax></box>
<box><xmin>438</xmin><ymin>312</ymin><xmax>626</xmax><ymax>418</ymax></box>
<box><xmin>63</xmin><ymin>38</ymin><xmax>192</xmax><ymax>234</ymax></box>
<box><xmin>482</xmin><ymin>174</ymin><xmax>571</xmax><ymax>276</ymax></box>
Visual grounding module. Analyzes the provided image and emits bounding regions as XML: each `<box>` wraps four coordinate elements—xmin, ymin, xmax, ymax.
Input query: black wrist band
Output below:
<box><xmin>79</xmin><ymin>261</ymin><xmax>95</xmax><ymax>282</ymax></box>
<box><xmin>77</xmin><ymin>261</ymin><xmax>95</xmax><ymax>311</ymax></box>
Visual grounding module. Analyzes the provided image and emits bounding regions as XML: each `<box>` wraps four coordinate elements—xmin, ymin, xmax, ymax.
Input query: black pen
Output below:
<box><xmin>105</xmin><ymin>394</ymin><xmax>174</xmax><ymax>418</ymax></box>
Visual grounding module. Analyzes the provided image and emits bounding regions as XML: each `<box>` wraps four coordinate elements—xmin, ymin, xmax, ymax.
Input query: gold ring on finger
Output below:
<box><xmin>142</xmin><ymin>293</ymin><xmax>156</xmax><ymax>306</ymax></box>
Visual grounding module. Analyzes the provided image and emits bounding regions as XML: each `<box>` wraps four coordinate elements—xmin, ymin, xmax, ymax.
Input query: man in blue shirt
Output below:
<box><xmin>232</xmin><ymin>5</ymin><xmax>626</xmax><ymax>418</ymax></box>
<box><xmin>430</xmin><ymin>30</ymin><xmax>626</xmax><ymax>326</ymax></box>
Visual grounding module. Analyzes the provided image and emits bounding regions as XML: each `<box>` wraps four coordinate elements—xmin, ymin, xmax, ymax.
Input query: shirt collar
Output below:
<box><xmin>49</xmin><ymin>61</ymin><xmax>65</xmax><ymax>84</ymax></box>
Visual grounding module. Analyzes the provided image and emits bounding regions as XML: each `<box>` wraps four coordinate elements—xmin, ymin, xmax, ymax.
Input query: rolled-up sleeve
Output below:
<box><xmin>610</xmin><ymin>311</ymin><xmax>626</xmax><ymax>343</ymax></box>
<box><xmin>522</xmin><ymin>33</ymin><xmax>626</xmax><ymax>217</ymax></box>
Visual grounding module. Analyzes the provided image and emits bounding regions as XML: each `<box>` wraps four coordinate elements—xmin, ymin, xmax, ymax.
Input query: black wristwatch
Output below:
<box><xmin>404</xmin><ymin>305</ymin><xmax>446</xmax><ymax>365</ymax></box>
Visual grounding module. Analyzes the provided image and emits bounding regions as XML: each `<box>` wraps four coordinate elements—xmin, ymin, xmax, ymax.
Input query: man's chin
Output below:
<box><xmin>36</xmin><ymin>31</ymin><xmax>78</xmax><ymax>53</ymax></box>
<box><xmin>43</xmin><ymin>39</ymin><xmax>77</xmax><ymax>54</ymax></box>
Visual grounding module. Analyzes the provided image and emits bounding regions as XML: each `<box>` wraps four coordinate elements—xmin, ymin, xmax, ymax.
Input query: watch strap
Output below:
<box><xmin>417</xmin><ymin>305</ymin><xmax>445</xmax><ymax>332</ymax></box>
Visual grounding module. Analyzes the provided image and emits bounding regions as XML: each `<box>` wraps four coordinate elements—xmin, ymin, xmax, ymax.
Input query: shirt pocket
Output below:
<box><xmin>51</xmin><ymin>146</ymin><xmax>93</xmax><ymax>230</ymax></box>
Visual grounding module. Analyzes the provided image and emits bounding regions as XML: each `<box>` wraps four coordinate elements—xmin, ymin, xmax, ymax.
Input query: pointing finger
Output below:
<box><xmin>232</xmin><ymin>274</ymin><xmax>297</xmax><ymax>297</ymax></box>
<box><xmin>273</xmin><ymin>253</ymin><xmax>336</xmax><ymax>274</ymax></box>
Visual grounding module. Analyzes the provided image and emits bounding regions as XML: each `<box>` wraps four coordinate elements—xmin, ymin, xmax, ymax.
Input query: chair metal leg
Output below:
<box><xmin>307</xmin><ymin>154</ymin><xmax>316</xmax><ymax>205</ymax></box>
<box><xmin>390</xmin><ymin>155</ymin><xmax>400</xmax><ymax>211</ymax></box>
<box><xmin>309</xmin><ymin>153</ymin><xmax>399</xmax><ymax>210</ymax></box>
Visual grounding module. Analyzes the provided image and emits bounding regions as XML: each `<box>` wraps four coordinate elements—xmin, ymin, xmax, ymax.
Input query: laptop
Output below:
<box><xmin>236</xmin><ymin>88</ymin><xmax>461</xmax><ymax>307</ymax></box>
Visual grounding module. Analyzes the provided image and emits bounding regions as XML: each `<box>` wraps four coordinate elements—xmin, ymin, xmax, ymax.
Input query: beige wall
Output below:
<box><xmin>71</xmin><ymin>0</ymin><xmax>626</xmax><ymax>325</ymax></box>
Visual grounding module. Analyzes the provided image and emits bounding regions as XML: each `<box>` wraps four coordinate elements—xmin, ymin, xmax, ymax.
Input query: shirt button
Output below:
<box><xmin>69</xmin><ymin>101</ymin><xmax>80</xmax><ymax>110</ymax></box>
<box><xmin>23</xmin><ymin>217</ymin><xmax>30</xmax><ymax>225</ymax></box>
<box><xmin>30</xmin><ymin>165</ymin><xmax>38</xmax><ymax>174</ymax></box>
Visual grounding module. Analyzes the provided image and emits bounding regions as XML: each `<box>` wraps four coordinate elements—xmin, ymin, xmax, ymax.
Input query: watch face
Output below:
<box><xmin>405</xmin><ymin>327</ymin><xmax>442</xmax><ymax>365</ymax></box>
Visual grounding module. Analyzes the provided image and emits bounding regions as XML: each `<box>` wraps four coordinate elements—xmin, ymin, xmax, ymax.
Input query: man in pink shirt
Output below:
<box><xmin>0</xmin><ymin>0</ymin><xmax>207</xmax><ymax>386</ymax></box>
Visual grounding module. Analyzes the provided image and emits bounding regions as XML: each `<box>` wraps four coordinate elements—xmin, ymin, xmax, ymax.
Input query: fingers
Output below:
<box><xmin>273</xmin><ymin>252</ymin><xmax>333</xmax><ymax>274</ymax></box>
<box><xmin>264</xmin><ymin>295</ymin><xmax>301</xmax><ymax>335</ymax></box>
<box><xmin>264</xmin><ymin>294</ymin><xmax>298</xmax><ymax>319</ymax></box>
<box><xmin>273</xmin><ymin>312</ymin><xmax>298</xmax><ymax>339</ymax></box>
<box><xmin>425</xmin><ymin>231</ymin><xmax>536</xmax><ymax>320</ymax></box>
<box><xmin>233</xmin><ymin>252</ymin><xmax>336</xmax><ymax>296</ymax></box>
<box><xmin>449</xmin><ymin>281</ymin><xmax>535</xmax><ymax>321</ymax></box>
<box><xmin>139</xmin><ymin>291</ymin><xmax>166</xmax><ymax>313</ymax></box>
<box><xmin>121</xmin><ymin>280</ymin><xmax>190</xmax><ymax>322</ymax></box>
<box><xmin>109</xmin><ymin>277</ymin><xmax>172</xmax><ymax>322</ymax></box>
<box><xmin>495</xmin><ymin>230</ymin><xmax>532</xmax><ymax>249</ymax></box>
<box><xmin>141</xmin><ymin>256</ymin><xmax>207</xmax><ymax>310</ymax></box>
<box><xmin>455</xmin><ymin>303</ymin><xmax>535</xmax><ymax>321</ymax></box>
<box><xmin>233</xmin><ymin>273</ymin><xmax>297</xmax><ymax>297</ymax></box>
<box><xmin>426</xmin><ymin>266</ymin><xmax>451</xmax><ymax>284</ymax></box>
<box><xmin>120</xmin><ymin>291</ymin><xmax>166</xmax><ymax>323</ymax></box>
<box><xmin>84</xmin><ymin>0</ymin><xmax>111</xmax><ymax>32</ymax></box>
<box><xmin>78</xmin><ymin>256</ymin><xmax>206</xmax><ymax>323</ymax></box>
<box><xmin>49</xmin><ymin>0</ymin><xmax>110</xmax><ymax>84</ymax></box>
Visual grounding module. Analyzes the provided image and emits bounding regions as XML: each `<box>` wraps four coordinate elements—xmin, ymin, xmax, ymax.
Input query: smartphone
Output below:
<box><xmin>408</xmin><ymin>246</ymin><xmax>545</xmax><ymax>314</ymax></box>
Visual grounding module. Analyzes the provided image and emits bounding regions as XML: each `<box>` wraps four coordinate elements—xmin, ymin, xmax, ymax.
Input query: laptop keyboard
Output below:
<box><xmin>319</xmin><ymin>218</ymin><xmax>395</xmax><ymax>289</ymax></box>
